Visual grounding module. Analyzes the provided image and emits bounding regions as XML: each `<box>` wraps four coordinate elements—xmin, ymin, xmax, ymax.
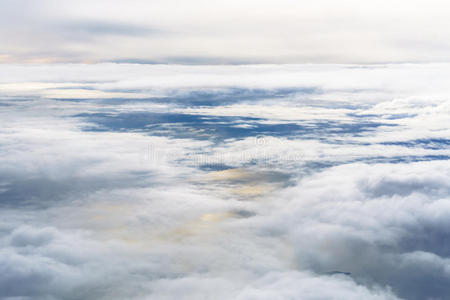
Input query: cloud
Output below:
<box><xmin>0</xmin><ymin>64</ymin><xmax>449</xmax><ymax>299</ymax></box>
<box><xmin>259</xmin><ymin>161</ymin><xmax>450</xmax><ymax>299</ymax></box>
<box><xmin>0</xmin><ymin>225</ymin><xmax>402</xmax><ymax>300</ymax></box>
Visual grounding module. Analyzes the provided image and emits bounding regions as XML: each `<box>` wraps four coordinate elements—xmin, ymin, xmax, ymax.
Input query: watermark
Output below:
<box><xmin>255</xmin><ymin>135</ymin><xmax>268</xmax><ymax>147</ymax></box>
<box><xmin>139</xmin><ymin>137</ymin><xmax>305</xmax><ymax>167</ymax></box>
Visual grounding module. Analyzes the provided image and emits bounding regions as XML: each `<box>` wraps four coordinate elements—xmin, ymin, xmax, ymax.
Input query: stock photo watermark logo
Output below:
<box><xmin>140</xmin><ymin>136</ymin><xmax>305</xmax><ymax>167</ymax></box>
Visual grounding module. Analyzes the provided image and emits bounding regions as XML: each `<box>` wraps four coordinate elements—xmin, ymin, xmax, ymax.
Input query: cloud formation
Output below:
<box><xmin>0</xmin><ymin>64</ymin><xmax>449</xmax><ymax>299</ymax></box>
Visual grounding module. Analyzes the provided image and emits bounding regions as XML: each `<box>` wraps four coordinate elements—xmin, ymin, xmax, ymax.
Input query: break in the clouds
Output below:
<box><xmin>1</xmin><ymin>0</ymin><xmax>450</xmax><ymax>63</ymax></box>
<box><xmin>0</xmin><ymin>63</ymin><xmax>450</xmax><ymax>299</ymax></box>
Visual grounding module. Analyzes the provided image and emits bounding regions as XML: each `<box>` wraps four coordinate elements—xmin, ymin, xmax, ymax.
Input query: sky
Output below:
<box><xmin>1</xmin><ymin>1</ymin><xmax>450</xmax><ymax>300</ymax></box>
<box><xmin>1</xmin><ymin>0</ymin><xmax>450</xmax><ymax>64</ymax></box>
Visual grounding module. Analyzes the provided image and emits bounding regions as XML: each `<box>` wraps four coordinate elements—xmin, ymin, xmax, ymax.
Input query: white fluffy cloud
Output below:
<box><xmin>0</xmin><ymin>64</ymin><xmax>449</xmax><ymax>299</ymax></box>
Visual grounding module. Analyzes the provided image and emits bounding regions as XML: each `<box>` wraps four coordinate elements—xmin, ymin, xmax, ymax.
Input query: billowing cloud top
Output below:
<box><xmin>1</xmin><ymin>63</ymin><xmax>450</xmax><ymax>299</ymax></box>
<box><xmin>1</xmin><ymin>0</ymin><xmax>450</xmax><ymax>63</ymax></box>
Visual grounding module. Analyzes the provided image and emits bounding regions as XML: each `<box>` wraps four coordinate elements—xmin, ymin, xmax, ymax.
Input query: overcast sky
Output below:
<box><xmin>1</xmin><ymin>0</ymin><xmax>450</xmax><ymax>64</ymax></box>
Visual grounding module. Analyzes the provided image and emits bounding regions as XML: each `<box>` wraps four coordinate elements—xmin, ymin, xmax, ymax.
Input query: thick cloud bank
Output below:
<box><xmin>0</xmin><ymin>64</ymin><xmax>449</xmax><ymax>299</ymax></box>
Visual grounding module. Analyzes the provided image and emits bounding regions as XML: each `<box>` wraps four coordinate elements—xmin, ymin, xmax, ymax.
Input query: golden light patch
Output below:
<box><xmin>200</xmin><ymin>212</ymin><xmax>234</xmax><ymax>222</ymax></box>
<box><xmin>207</xmin><ymin>168</ymin><xmax>252</xmax><ymax>181</ymax></box>
<box><xmin>231</xmin><ymin>184</ymin><xmax>275</xmax><ymax>196</ymax></box>
<box><xmin>84</xmin><ymin>201</ymin><xmax>237</xmax><ymax>248</ymax></box>
<box><xmin>42</xmin><ymin>89</ymin><xmax>144</xmax><ymax>99</ymax></box>
<box><xmin>193</xmin><ymin>168</ymin><xmax>282</xmax><ymax>200</ymax></box>
<box><xmin>0</xmin><ymin>54</ymin><xmax>11</xmax><ymax>63</ymax></box>
<box><xmin>77</xmin><ymin>167</ymin><xmax>283</xmax><ymax>250</ymax></box>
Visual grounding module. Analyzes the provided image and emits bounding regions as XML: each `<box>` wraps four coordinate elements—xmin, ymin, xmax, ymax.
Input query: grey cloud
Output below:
<box><xmin>261</xmin><ymin>161</ymin><xmax>450</xmax><ymax>300</ymax></box>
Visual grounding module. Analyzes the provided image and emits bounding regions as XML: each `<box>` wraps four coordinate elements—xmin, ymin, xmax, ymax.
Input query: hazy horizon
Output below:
<box><xmin>2</xmin><ymin>0</ymin><xmax>450</xmax><ymax>64</ymax></box>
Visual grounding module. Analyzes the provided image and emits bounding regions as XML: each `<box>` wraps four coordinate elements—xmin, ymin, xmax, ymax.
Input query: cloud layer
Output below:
<box><xmin>0</xmin><ymin>64</ymin><xmax>449</xmax><ymax>299</ymax></box>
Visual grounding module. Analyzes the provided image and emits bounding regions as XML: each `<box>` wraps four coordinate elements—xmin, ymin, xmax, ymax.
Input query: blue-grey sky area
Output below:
<box><xmin>1</xmin><ymin>0</ymin><xmax>450</xmax><ymax>64</ymax></box>
<box><xmin>1</xmin><ymin>64</ymin><xmax>450</xmax><ymax>299</ymax></box>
